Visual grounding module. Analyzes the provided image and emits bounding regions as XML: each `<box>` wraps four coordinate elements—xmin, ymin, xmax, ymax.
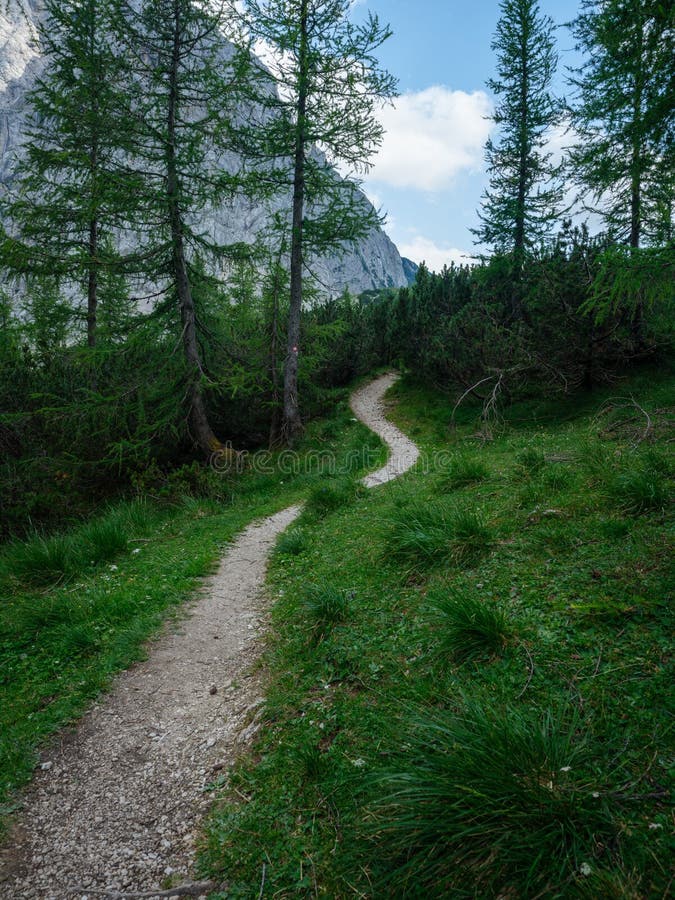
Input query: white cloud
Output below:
<box><xmin>398</xmin><ymin>236</ymin><xmax>474</xmax><ymax>272</ymax></box>
<box><xmin>370</xmin><ymin>86</ymin><xmax>493</xmax><ymax>192</ymax></box>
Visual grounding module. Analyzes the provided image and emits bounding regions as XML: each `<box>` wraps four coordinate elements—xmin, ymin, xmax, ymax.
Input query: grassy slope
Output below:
<box><xmin>0</xmin><ymin>396</ymin><xmax>386</xmax><ymax>838</ymax></box>
<box><xmin>200</xmin><ymin>369</ymin><xmax>673</xmax><ymax>899</ymax></box>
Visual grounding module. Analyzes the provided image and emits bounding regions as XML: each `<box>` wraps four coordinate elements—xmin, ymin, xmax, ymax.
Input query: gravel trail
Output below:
<box><xmin>1</xmin><ymin>507</ymin><xmax>301</xmax><ymax>899</ymax></box>
<box><xmin>350</xmin><ymin>372</ymin><xmax>419</xmax><ymax>486</ymax></box>
<box><xmin>1</xmin><ymin>374</ymin><xmax>414</xmax><ymax>899</ymax></box>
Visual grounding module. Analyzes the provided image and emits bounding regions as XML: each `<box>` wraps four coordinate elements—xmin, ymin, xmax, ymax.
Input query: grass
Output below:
<box><xmin>386</xmin><ymin>501</ymin><xmax>494</xmax><ymax>572</ymax></box>
<box><xmin>426</xmin><ymin>588</ymin><xmax>515</xmax><ymax>664</ymax></box>
<box><xmin>302</xmin><ymin>585</ymin><xmax>352</xmax><ymax>643</ymax></box>
<box><xmin>440</xmin><ymin>454</ymin><xmax>490</xmax><ymax>489</ymax></box>
<box><xmin>275</xmin><ymin>526</ymin><xmax>309</xmax><ymax>557</ymax></box>
<box><xmin>608</xmin><ymin>462</ymin><xmax>669</xmax><ymax>514</ymax></box>
<box><xmin>0</xmin><ymin>393</ymin><xmax>386</xmax><ymax>839</ymax></box>
<box><xmin>0</xmin><ymin>500</ymin><xmax>163</xmax><ymax>588</ymax></box>
<box><xmin>200</xmin><ymin>366</ymin><xmax>673</xmax><ymax>899</ymax></box>
<box><xmin>305</xmin><ymin>476</ymin><xmax>363</xmax><ymax>517</ymax></box>
<box><xmin>366</xmin><ymin>702</ymin><xmax>616</xmax><ymax>898</ymax></box>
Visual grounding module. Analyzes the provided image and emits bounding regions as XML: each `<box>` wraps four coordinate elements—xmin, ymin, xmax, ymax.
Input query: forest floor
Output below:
<box><xmin>0</xmin><ymin>373</ymin><xmax>415</xmax><ymax>900</ymax></box>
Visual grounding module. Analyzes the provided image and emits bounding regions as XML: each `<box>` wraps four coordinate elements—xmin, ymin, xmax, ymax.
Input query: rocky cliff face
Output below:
<box><xmin>0</xmin><ymin>0</ymin><xmax>407</xmax><ymax>295</ymax></box>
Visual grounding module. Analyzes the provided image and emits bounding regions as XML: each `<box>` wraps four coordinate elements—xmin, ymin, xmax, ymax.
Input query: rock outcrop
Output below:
<box><xmin>0</xmin><ymin>0</ymin><xmax>407</xmax><ymax>295</ymax></box>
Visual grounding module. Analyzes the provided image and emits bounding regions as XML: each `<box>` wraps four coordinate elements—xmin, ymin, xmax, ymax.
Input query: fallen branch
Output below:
<box><xmin>594</xmin><ymin>396</ymin><xmax>667</xmax><ymax>447</ymax></box>
<box><xmin>67</xmin><ymin>882</ymin><xmax>218</xmax><ymax>899</ymax></box>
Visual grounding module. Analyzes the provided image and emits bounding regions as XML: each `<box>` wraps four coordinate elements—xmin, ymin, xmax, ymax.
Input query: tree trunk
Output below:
<box><xmin>511</xmin><ymin>5</ymin><xmax>530</xmax><ymax>323</ymax></box>
<box><xmin>86</xmin><ymin>3</ymin><xmax>98</xmax><ymax>355</ymax></box>
<box><xmin>167</xmin><ymin>0</ymin><xmax>222</xmax><ymax>455</ymax></box>
<box><xmin>629</xmin><ymin>13</ymin><xmax>645</xmax><ymax>347</ymax></box>
<box><xmin>268</xmin><ymin>257</ymin><xmax>283</xmax><ymax>448</ymax></box>
<box><xmin>87</xmin><ymin>218</ymin><xmax>98</xmax><ymax>350</ymax></box>
<box><xmin>282</xmin><ymin>0</ymin><xmax>309</xmax><ymax>444</ymax></box>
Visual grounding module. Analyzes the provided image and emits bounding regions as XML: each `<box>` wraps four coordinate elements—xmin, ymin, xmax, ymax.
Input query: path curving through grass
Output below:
<box><xmin>1</xmin><ymin>373</ymin><xmax>416</xmax><ymax>899</ymax></box>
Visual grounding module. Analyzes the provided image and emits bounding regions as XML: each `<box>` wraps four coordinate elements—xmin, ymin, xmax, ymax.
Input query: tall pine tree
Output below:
<box><xmin>242</xmin><ymin>0</ymin><xmax>396</xmax><ymax>442</ymax></box>
<box><xmin>117</xmin><ymin>0</ymin><xmax>255</xmax><ymax>455</ymax></box>
<box><xmin>568</xmin><ymin>0</ymin><xmax>674</xmax><ymax>248</ymax></box>
<box><xmin>474</xmin><ymin>0</ymin><xmax>563</xmax><ymax>300</ymax></box>
<box><xmin>2</xmin><ymin>0</ymin><xmax>138</xmax><ymax>350</ymax></box>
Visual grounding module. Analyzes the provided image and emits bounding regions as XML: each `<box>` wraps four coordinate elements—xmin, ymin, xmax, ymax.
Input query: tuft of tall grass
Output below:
<box><xmin>4</xmin><ymin>533</ymin><xmax>78</xmax><ymax>587</ymax></box>
<box><xmin>306</xmin><ymin>477</ymin><xmax>361</xmax><ymax>517</ymax></box>
<box><xmin>7</xmin><ymin>596</ymin><xmax>87</xmax><ymax>642</ymax></box>
<box><xmin>1</xmin><ymin>500</ymin><xmax>164</xmax><ymax>588</ymax></box>
<box><xmin>276</xmin><ymin>527</ymin><xmax>308</xmax><ymax>557</ymax></box>
<box><xmin>441</xmin><ymin>454</ymin><xmax>490</xmax><ymax>490</ymax></box>
<box><xmin>427</xmin><ymin>589</ymin><xmax>514</xmax><ymax>664</ymax></box>
<box><xmin>80</xmin><ymin>514</ymin><xmax>130</xmax><ymax>565</ymax></box>
<box><xmin>386</xmin><ymin>501</ymin><xmax>493</xmax><ymax>573</ymax></box>
<box><xmin>366</xmin><ymin>702</ymin><xmax>616</xmax><ymax>897</ymax></box>
<box><xmin>302</xmin><ymin>585</ymin><xmax>352</xmax><ymax>642</ymax></box>
<box><xmin>293</xmin><ymin>742</ymin><xmax>330</xmax><ymax>785</ymax></box>
<box><xmin>514</xmin><ymin>444</ymin><xmax>547</xmax><ymax>477</ymax></box>
<box><xmin>122</xmin><ymin>498</ymin><xmax>160</xmax><ymax>534</ymax></box>
<box><xmin>608</xmin><ymin>464</ymin><xmax>669</xmax><ymax>514</ymax></box>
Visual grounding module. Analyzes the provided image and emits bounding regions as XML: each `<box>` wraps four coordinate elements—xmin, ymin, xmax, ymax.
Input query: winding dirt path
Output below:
<box><xmin>350</xmin><ymin>372</ymin><xmax>419</xmax><ymax>487</ymax></box>
<box><xmin>1</xmin><ymin>374</ymin><xmax>416</xmax><ymax>899</ymax></box>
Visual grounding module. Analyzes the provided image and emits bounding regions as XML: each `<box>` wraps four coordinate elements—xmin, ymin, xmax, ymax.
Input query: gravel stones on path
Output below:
<box><xmin>1</xmin><ymin>506</ymin><xmax>301</xmax><ymax>899</ymax></box>
<box><xmin>350</xmin><ymin>372</ymin><xmax>420</xmax><ymax>486</ymax></box>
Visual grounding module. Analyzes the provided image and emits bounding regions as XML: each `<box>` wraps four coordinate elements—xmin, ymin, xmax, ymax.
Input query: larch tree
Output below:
<box><xmin>242</xmin><ymin>0</ymin><xmax>396</xmax><ymax>442</ymax></box>
<box><xmin>473</xmin><ymin>0</ymin><xmax>563</xmax><ymax>318</ymax></box>
<box><xmin>2</xmin><ymin>0</ymin><xmax>138</xmax><ymax>351</ymax></box>
<box><xmin>117</xmin><ymin>0</ymin><xmax>255</xmax><ymax>456</ymax></box>
<box><xmin>568</xmin><ymin>0</ymin><xmax>675</xmax><ymax>248</ymax></box>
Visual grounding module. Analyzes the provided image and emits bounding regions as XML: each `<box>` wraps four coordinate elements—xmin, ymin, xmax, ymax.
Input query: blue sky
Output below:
<box><xmin>351</xmin><ymin>0</ymin><xmax>584</xmax><ymax>270</ymax></box>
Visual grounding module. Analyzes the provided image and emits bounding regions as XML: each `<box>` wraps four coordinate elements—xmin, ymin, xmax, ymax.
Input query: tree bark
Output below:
<box><xmin>87</xmin><ymin>218</ymin><xmax>98</xmax><ymax>350</ymax></box>
<box><xmin>268</xmin><ymin>257</ymin><xmax>283</xmax><ymax>448</ymax></box>
<box><xmin>86</xmin><ymin>2</ymin><xmax>98</xmax><ymax>355</ymax></box>
<box><xmin>282</xmin><ymin>0</ymin><xmax>309</xmax><ymax>444</ymax></box>
<box><xmin>629</xmin><ymin>11</ymin><xmax>645</xmax><ymax>348</ymax></box>
<box><xmin>167</xmin><ymin>0</ymin><xmax>222</xmax><ymax>455</ymax></box>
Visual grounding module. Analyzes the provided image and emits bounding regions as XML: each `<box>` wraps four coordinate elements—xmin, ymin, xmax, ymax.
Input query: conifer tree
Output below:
<box><xmin>568</xmin><ymin>0</ymin><xmax>674</xmax><ymax>248</ymax></box>
<box><xmin>2</xmin><ymin>0</ymin><xmax>138</xmax><ymax>350</ymax></box>
<box><xmin>242</xmin><ymin>0</ymin><xmax>396</xmax><ymax>442</ymax></box>
<box><xmin>118</xmin><ymin>0</ymin><xmax>255</xmax><ymax>455</ymax></box>
<box><xmin>473</xmin><ymin>0</ymin><xmax>563</xmax><ymax>288</ymax></box>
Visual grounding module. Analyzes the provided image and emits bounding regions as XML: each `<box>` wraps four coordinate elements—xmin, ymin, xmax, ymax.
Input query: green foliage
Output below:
<box><xmin>2</xmin><ymin>0</ymin><xmax>138</xmax><ymax>312</ymax></box>
<box><xmin>441</xmin><ymin>454</ymin><xmax>490</xmax><ymax>489</ymax></box>
<box><xmin>275</xmin><ymin>527</ymin><xmax>308</xmax><ymax>557</ymax></box>
<box><xmin>367</xmin><ymin>703</ymin><xmax>616</xmax><ymax>897</ymax></box>
<box><xmin>306</xmin><ymin>477</ymin><xmax>362</xmax><ymax>517</ymax></box>
<box><xmin>384</xmin><ymin>225</ymin><xmax>671</xmax><ymax>397</ymax></box>
<box><xmin>568</xmin><ymin>0</ymin><xmax>674</xmax><ymax>246</ymax></box>
<box><xmin>386</xmin><ymin>501</ymin><xmax>493</xmax><ymax>572</ymax></box>
<box><xmin>302</xmin><ymin>585</ymin><xmax>352</xmax><ymax>643</ymax></box>
<box><xmin>585</xmin><ymin>245</ymin><xmax>675</xmax><ymax>325</ymax></box>
<box><xmin>426</xmin><ymin>589</ymin><xmax>515</xmax><ymax>664</ymax></box>
<box><xmin>473</xmin><ymin>0</ymin><xmax>563</xmax><ymax>259</ymax></box>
